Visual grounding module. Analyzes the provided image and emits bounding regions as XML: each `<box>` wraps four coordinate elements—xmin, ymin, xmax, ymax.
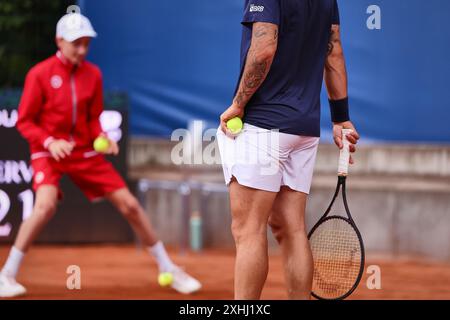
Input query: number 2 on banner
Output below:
<box><xmin>0</xmin><ymin>189</ymin><xmax>34</xmax><ymax>237</ymax></box>
<box><xmin>0</xmin><ymin>189</ymin><xmax>11</xmax><ymax>223</ymax></box>
<box><xmin>0</xmin><ymin>189</ymin><xmax>11</xmax><ymax>236</ymax></box>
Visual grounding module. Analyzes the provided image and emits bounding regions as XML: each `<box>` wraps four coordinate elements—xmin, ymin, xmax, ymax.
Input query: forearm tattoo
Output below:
<box><xmin>234</xmin><ymin>23</ymin><xmax>278</xmax><ymax>108</ymax></box>
<box><xmin>327</xmin><ymin>24</ymin><xmax>341</xmax><ymax>56</ymax></box>
<box><xmin>325</xmin><ymin>24</ymin><xmax>348</xmax><ymax>100</ymax></box>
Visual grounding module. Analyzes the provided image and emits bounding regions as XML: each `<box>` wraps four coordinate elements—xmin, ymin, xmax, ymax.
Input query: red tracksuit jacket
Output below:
<box><xmin>17</xmin><ymin>51</ymin><xmax>104</xmax><ymax>159</ymax></box>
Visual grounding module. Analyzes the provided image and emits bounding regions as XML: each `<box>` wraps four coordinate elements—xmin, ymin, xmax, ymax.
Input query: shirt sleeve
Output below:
<box><xmin>242</xmin><ymin>0</ymin><xmax>280</xmax><ymax>26</ymax></box>
<box><xmin>16</xmin><ymin>68</ymin><xmax>54</xmax><ymax>149</ymax></box>
<box><xmin>332</xmin><ymin>0</ymin><xmax>340</xmax><ymax>25</ymax></box>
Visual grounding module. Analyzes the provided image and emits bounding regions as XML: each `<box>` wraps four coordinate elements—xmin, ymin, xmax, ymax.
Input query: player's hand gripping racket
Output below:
<box><xmin>308</xmin><ymin>129</ymin><xmax>365</xmax><ymax>300</ymax></box>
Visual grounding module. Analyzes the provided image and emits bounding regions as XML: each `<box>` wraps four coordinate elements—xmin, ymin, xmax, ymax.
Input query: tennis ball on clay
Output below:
<box><xmin>93</xmin><ymin>136</ymin><xmax>110</xmax><ymax>153</ymax></box>
<box><xmin>158</xmin><ymin>272</ymin><xmax>174</xmax><ymax>287</ymax></box>
<box><xmin>226</xmin><ymin>117</ymin><xmax>243</xmax><ymax>134</ymax></box>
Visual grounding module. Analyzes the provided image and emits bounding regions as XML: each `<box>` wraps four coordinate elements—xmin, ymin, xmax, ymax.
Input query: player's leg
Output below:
<box><xmin>268</xmin><ymin>187</ymin><xmax>313</xmax><ymax>300</ymax></box>
<box><xmin>67</xmin><ymin>156</ymin><xmax>181</xmax><ymax>273</ymax></box>
<box><xmin>67</xmin><ymin>157</ymin><xmax>162</xmax><ymax>252</ymax></box>
<box><xmin>13</xmin><ymin>185</ymin><xmax>59</xmax><ymax>253</ymax></box>
<box><xmin>106</xmin><ymin>187</ymin><xmax>158</xmax><ymax>247</ymax></box>
<box><xmin>229</xmin><ymin>178</ymin><xmax>277</xmax><ymax>300</ymax></box>
<box><xmin>106</xmin><ymin>187</ymin><xmax>202</xmax><ymax>294</ymax></box>
<box><xmin>0</xmin><ymin>185</ymin><xmax>58</xmax><ymax>298</ymax></box>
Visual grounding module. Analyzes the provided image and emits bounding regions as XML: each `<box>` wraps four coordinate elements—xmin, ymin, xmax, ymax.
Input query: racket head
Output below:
<box><xmin>308</xmin><ymin>216</ymin><xmax>365</xmax><ymax>300</ymax></box>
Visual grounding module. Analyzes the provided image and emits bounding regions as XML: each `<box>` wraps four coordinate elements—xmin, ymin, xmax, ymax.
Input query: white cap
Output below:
<box><xmin>56</xmin><ymin>13</ymin><xmax>97</xmax><ymax>42</ymax></box>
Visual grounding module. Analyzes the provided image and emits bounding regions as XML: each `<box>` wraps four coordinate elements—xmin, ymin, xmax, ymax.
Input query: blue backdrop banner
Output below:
<box><xmin>81</xmin><ymin>0</ymin><xmax>450</xmax><ymax>143</ymax></box>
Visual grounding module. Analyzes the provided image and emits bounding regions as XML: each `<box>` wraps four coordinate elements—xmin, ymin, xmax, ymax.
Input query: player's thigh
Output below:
<box><xmin>229</xmin><ymin>178</ymin><xmax>277</xmax><ymax>234</ymax></box>
<box><xmin>269</xmin><ymin>186</ymin><xmax>308</xmax><ymax>235</ymax></box>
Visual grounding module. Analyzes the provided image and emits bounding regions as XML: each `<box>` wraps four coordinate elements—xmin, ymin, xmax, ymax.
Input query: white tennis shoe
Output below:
<box><xmin>167</xmin><ymin>267</ymin><xmax>202</xmax><ymax>294</ymax></box>
<box><xmin>0</xmin><ymin>273</ymin><xmax>26</xmax><ymax>298</ymax></box>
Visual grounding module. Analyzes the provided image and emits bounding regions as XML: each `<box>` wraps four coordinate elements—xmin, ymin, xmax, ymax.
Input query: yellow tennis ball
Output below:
<box><xmin>158</xmin><ymin>272</ymin><xmax>173</xmax><ymax>287</ymax></box>
<box><xmin>93</xmin><ymin>136</ymin><xmax>110</xmax><ymax>153</ymax></box>
<box><xmin>226</xmin><ymin>117</ymin><xmax>243</xmax><ymax>134</ymax></box>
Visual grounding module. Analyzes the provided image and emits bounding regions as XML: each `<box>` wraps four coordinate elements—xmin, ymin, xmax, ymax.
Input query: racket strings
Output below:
<box><xmin>310</xmin><ymin>218</ymin><xmax>362</xmax><ymax>299</ymax></box>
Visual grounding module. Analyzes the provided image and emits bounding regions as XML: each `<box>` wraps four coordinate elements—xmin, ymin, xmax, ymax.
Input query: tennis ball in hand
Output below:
<box><xmin>93</xmin><ymin>136</ymin><xmax>110</xmax><ymax>153</ymax></box>
<box><xmin>226</xmin><ymin>117</ymin><xmax>243</xmax><ymax>134</ymax></box>
<box><xmin>158</xmin><ymin>272</ymin><xmax>174</xmax><ymax>287</ymax></box>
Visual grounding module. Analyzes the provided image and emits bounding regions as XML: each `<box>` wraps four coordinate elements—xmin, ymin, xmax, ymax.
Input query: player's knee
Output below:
<box><xmin>231</xmin><ymin>220</ymin><xmax>244</xmax><ymax>241</ymax></box>
<box><xmin>268</xmin><ymin>219</ymin><xmax>284</xmax><ymax>244</ymax></box>
<box><xmin>268</xmin><ymin>216</ymin><xmax>289</xmax><ymax>244</ymax></box>
<box><xmin>269</xmin><ymin>217</ymin><xmax>306</xmax><ymax>244</ymax></box>
<box><xmin>34</xmin><ymin>201</ymin><xmax>57</xmax><ymax>220</ymax></box>
<box><xmin>231</xmin><ymin>219</ymin><xmax>266</xmax><ymax>245</ymax></box>
<box><xmin>119</xmin><ymin>197</ymin><xmax>141</xmax><ymax>220</ymax></box>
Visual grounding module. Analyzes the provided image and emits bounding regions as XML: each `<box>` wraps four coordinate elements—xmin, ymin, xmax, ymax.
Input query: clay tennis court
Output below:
<box><xmin>1</xmin><ymin>245</ymin><xmax>449</xmax><ymax>300</ymax></box>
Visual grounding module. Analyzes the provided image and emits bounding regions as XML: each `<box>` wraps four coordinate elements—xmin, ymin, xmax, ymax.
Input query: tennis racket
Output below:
<box><xmin>308</xmin><ymin>129</ymin><xmax>365</xmax><ymax>300</ymax></box>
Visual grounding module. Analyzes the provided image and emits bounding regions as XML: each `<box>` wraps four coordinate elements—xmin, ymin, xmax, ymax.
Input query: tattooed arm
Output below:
<box><xmin>324</xmin><ymin>24</ymin><xmax>348</xmax><ymax>100</ymax></box>
<box><xmin>234</xmin><ymin>22</ymin><xmax>278</xmax><ymax>108</ymax></box>
<box><xmin>324</xmin><ymin>24</ymin><xmax>359</xmax><ymax>163</ymax></box>
<box><xmin>220</xmin><ymin>22</ymin><xmax>278</xmax><ymax>135</ymax></box>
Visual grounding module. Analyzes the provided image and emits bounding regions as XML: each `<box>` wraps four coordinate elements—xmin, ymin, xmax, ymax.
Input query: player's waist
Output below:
<box><xmin>244</xmin><ymin>105</ymin><xmax>321</xmax><ymax>137</ymax></box>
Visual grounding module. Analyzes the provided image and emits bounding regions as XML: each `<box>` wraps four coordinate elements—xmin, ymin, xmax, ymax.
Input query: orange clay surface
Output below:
<box><xmin>1</xmin><ymin>245</ymin><xmax>449</xmax><ymax>300</ymax></box>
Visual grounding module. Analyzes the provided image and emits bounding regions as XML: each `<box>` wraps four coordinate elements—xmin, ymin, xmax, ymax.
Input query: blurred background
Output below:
<box><xmin>0</xmin><ymin>0</ymin><xmax>449</xmax><ymax>299</ymax></box>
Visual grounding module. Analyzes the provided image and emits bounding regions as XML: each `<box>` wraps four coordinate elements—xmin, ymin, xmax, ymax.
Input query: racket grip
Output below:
<box><xmin>338</xmin><ymin>129</ymin><xmax>353</xmax><ymax>176</ymax></box>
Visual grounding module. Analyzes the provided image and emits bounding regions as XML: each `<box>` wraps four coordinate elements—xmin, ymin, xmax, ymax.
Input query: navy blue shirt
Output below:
<box><xmin>238</xmin><ymin>0</ymin><xmax>341</xmax><ymax>137</ymax></box>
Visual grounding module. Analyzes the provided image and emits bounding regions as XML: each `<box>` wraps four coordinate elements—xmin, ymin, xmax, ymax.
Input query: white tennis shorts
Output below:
<box><xmin>217</xmin><ymin>124</ymin><xmax>320</xmax><ymax>194</ymax></box>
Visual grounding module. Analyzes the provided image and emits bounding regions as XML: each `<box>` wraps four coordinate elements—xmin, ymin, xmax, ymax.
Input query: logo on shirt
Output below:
<box><xmin>50</xmin><ymin>75</ymin><xmax>63</xmax><ymax>89</ymax></box>
<box><xmin>250</xmin><ymin>4</ymin><xmax>264</xmax><ymax>13</ymax></box>
<box><xmin>35</xmin><ymin>171</ymin><xmax>45</xmax><ymax>184</ymax></box>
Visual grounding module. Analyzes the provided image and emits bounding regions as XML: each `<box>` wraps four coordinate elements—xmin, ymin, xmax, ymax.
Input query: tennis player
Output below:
<box><xmin>217</xmin><ymin>0</ymin><xmax>359</xmax><ymax>299</ymax></box>
<box><xmin>0</xmin><ymin>13</ymin><xmax>201</xmax><ymax>298</ymax></box>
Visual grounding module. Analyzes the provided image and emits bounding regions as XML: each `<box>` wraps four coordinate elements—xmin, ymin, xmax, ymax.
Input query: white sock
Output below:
<box><xmin>148</xmin><ymin>241</ymin><xmax>176</xmax><ymax>273</ymax></box>
<box><xmin>1</xmin><ymin>246</ymin><xmax>25</xmax><ymax>279</ymax></box>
